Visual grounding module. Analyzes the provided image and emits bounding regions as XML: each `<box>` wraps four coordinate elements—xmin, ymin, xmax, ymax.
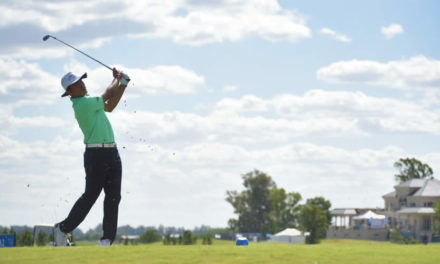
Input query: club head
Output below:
<box><xmin>42</xmin><ymin>35</ymin><xmax>51</xmax><ymax>41</ymax></box>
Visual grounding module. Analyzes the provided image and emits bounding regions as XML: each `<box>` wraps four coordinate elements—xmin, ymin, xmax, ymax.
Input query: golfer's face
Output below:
<box><xmin>68</xmin><ymin>80</ymin><xmax>87</xmax><ymax>97</ymax></box>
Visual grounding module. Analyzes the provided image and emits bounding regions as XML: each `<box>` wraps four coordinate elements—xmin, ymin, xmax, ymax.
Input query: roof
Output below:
<box><xmin>382</xmin><ymin>191</ymin><xmax>396</xmax><ymax>198</ymax></box>
<box><xmin>395</xmin><ymin>179</ymin><xmax>428</xmax><ymax>188</ymax></box>
<box><xmin>396</xmin><ymin>207</ymin><xmax>435</xmax><ymax>214</ymax></box>
<box><xmin>330</xmin><ymin>208</ymin><xmax>357</xmax><ymax>216</ymax></box>
<box><xmin>273</xmin><ymin>228</ymin><xmax>304</xmax><ymax>237</ymax></box>
<box><xmin>412</xmin><ymin>179</ymin><xmax>440</xmax><ymax>197</ymax></box>
<box><xmin>353</xmin><ymin>210</ymin><xmax>386</xmax><ymax>220</ymax></box>
<box><xmin>384</xmin><ymin>179</ymin><xmax>440</xmax><ymax>198</ymax></box>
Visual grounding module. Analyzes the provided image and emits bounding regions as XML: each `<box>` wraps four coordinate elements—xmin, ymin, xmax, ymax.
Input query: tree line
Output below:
<box><xmin>3</xmin><ymin>157</ymin><xmax>440</xmax><ymax>246</ymax></box>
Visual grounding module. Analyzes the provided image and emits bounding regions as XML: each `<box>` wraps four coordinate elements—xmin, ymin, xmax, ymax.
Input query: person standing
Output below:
<box><xmin>54</xmin><ymin>68</ymin><xmax>129</xmax><ymax>246</ymax></box>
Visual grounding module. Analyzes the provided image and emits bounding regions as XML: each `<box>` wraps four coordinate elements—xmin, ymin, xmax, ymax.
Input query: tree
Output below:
<box><xmin>226</xmin><ymin>170</ymin><xmax>303</xmax><ymax>236</ymax></box>
<box><xmin>298</xmin><ymin>201</ymin><xmax>329</xmax><ymax>244</ymax></box>
<box><xmin>306</xmin><ymin>197</ymin><xmax>332</xmax><ymax>226</ymax></box>
<box><xmin>182</xmin><ymin>230</ymin><xmax>197</xmax><ymax>245</ymax></box>
<box><xmin>226</xmin><ymin>170</ymin><xmax>275</xmax><ymax>235</ymax></box>
<box><xmin>36</xmin><ymin>231</ymin><xmax>48</xmax><ymax>246</ymax></box>
<box><xmin>17</xmin><ymin>230</ymin><xmax>33</xmax><ymax>247</ymax></box>
<box><xmin>139</xmin><ymin>229</ymin><xmax>161</xmax><ymax>244</ymax></box>
<box><xmin>202</xmin><ymin>235</ymin><xmax>213</xmax><ymax>245</ymax></box>
<box><xmin>268</xmin><ymin>188</ymin><xmax>302</xmax><ymax>233</ymax></box>
<box><xmin>394</xmin><ymin>158</ymin><xmax>434</xmax><ymax>183</ymax></box>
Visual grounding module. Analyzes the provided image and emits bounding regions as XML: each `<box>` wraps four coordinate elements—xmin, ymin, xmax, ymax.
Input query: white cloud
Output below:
<box><xmin>126</xmin><ymin>0</ymin><xmax>312</xmax><ymax>45</ymax></box>
<box><xmin>317</xmin><ymin>55</ymin><xmax>440</xmax><ymax>90</ymax></box>
<box><xmin>381</xmin><ymin>23</ymin><xmax>404</xmax><ymax>39</ymax></box>
<box><xmin>0</xmin><ymin>59</ymin><xmax>60</xmax><ymax>106</ymax></box>
<box><xmin>133</xmin><ymin>65</ymin><xmax>205</xmax><ymax>94</ymax></box>
<box><xmin>63</xmin><ymin>60</ymin><xmax>206</xmax><ymax>95</ymax></box>
<box><xmin>0</xmin><ymin>0</ymin><xmax>311</xmax><ymax>59</ymax></box>
<box><xmin>103</xmin><ymin>90</ymin><xmax>440</xmax><ymax>152</ymax></box>
<box><xmin>0</xmin><ymin>1</ymin><xmax>125</xmax><ymax>32</ymax></box>
<box><xmin>0</xmin><ymin>59</ymin><xmax>205</xmax><ymax>108</ymax></box>
<box><xmin>215</xmin><ymin>95</ymin><xmax>268</xmax><ymax>113</ymax></box>
<box><xmin>320</xmin><ymin>27</ymin><xmax>352</xmax><ymax>43</ymax></box>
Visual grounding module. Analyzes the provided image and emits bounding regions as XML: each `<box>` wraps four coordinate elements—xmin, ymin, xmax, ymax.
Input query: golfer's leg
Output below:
<box><xmin>102</xmin><ymin>149</ymin><xmax>122</xmax><ymax>242</ymax></box>
<box><xmin>59</xmin><ymin>149</ymin><xmax>104</xmax><ymax>232</ymax></box>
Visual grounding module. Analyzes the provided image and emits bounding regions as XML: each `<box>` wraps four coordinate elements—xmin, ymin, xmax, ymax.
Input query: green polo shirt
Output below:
<box><xmin>71</xmin><ymin>94</ymin><xmax>115</xmax><ymax>144</ymax></box>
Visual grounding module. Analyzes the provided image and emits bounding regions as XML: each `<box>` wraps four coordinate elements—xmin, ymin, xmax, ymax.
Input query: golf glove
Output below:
<box><xmin>120</xmin><ymin>73</ymin><xmax>130</xmax><ymax>86</ymax></box>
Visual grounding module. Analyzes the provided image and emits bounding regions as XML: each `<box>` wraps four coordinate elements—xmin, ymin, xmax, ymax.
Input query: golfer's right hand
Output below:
<box><xmin>112</xmin><ymin>68</ymin><xmax>123</xmax><ymax>80</ymax></box>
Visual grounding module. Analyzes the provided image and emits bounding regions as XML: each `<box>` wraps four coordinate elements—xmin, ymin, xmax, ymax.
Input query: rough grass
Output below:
<box><xmin>1</xmin><ymin>239</ymin><xmax>440</xmax><ymax>264</ymax></box>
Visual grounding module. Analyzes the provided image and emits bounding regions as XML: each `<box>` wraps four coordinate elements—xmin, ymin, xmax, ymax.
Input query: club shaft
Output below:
<box><xmin>50</xmin><ymin>36</ymin><xmax>112</xmax><ymax>71</ymax></box>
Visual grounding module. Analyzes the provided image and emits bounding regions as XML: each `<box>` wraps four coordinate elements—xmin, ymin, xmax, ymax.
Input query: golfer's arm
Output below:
<box><xmin>102</xmin><ymin>78</ymin><xmax>126</xmax><ymax>112</ymax></box>
<box><xmin>104</xmin><ymin>84</ymin><xmax>126</xmax><ymax>112</ymax></box>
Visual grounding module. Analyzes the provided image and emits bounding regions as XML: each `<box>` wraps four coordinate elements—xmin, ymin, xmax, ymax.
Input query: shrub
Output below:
<box><xmin>139</xmin><ymin>229</ymin><xmax>161</xmax><ymax>244</ymax></box>
<box><xmin>390</xmin><ymin>229</ymin><xmax>405</xmax><ymax>243</ymax></box>
<box><xmin>17</xmin><ymin>230</ymin><xmax>33</xmax><ymax>247</ymax></box>
<box><xmin>202</xmin><ymin>235</ymin><xmax>213</xmax><ymax>245</ymax></box>
<box><xmin>390</xmin><ymin>229</ymin><xmax>421</xmax><ymax>244</ymax></box>
<box><xmin>36</xmin><ymin>231</ymin><xmax>48</xmax><ymax>246</ymax></box>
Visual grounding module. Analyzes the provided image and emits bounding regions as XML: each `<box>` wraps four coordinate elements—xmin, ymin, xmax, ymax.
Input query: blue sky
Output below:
<box><xmin>1</xmin><ymin>0</ymin><xmax>440</xmax><ymax>231</ymax></box>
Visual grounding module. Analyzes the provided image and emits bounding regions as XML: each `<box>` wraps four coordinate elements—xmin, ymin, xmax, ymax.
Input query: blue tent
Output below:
<box><xmin>236</xmin><ymin>237</ymin><xmax>249</xmax><ymax>246</ymax></box>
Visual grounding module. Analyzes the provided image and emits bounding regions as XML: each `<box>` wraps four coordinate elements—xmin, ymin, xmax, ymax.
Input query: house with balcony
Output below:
<box><xmin>383</xmin><ymin>179</ymin><xmax>440</xmax><ymax>242</ymax></box>
<box><xmin>327</xmin><ymin>179</ymin><xmax>440</xmax><ymax>242</ymax></box>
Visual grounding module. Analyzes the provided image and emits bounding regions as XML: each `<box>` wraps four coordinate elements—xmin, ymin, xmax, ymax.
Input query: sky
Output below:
<box><xmin>1</xmin><ymin>0</ymin><xmax>440</xmax><ymax>232</ymax></box>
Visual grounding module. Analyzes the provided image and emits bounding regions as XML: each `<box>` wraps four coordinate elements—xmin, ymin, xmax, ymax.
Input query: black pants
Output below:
<box><xmin>59</xmin><ymin>147</ymin><xmax>122</xmax><ymax>242</ymax></box>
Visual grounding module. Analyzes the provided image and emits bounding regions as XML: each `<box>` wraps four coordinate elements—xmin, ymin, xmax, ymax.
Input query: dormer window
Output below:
<box><xmin>399</xmin><ymin>194</ymin><xmax>407</xmax><ymax>206</ymax></box>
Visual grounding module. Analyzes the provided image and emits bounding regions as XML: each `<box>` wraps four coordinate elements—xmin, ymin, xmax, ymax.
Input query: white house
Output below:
<box><xmin>327</xmin><ymin>179</ymin><xmax>440</xmax><ymax>243</ymax></box>
<box><xmin>382</xmin><ymin>179</ymin><xmax>440</xmax><ymax>242</ymax></box>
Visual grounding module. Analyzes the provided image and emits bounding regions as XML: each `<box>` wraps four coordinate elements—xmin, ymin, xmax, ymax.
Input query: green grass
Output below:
<box><xmin>1</xmin><ymin>239</ymin><xmax>440</xmax><ymax>264</ymax></box>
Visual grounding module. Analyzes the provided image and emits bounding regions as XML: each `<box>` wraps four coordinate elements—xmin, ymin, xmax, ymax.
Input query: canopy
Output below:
<box><xmin>270</xmin><ymin>228</ymin><xmax>308</xmax><ymax>244</ymax></box>
<box><xmin>273</xmin><ymin>228</ymin><xmax>303</xmax><ymax>237</ymax></box>
<box><xmin>352</xmin><ymin>210</ymin><xmax>385</xmax><ymax>220</ymax></box>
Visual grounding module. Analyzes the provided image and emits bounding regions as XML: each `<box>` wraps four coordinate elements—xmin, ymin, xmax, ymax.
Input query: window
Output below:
<box><xmin>399</xmin><ymin>195</ymin><xmax>407</xmax><ymax>206</ymax></box>
<box><xmin>424</xmin><ymin>219</ymin><xmax>431</xmax><ymax>231</ymax></box>
<box><xmin>424</xmin><ymin>202</ymin><xmax>433</xmax><ymax>207</ymax></box>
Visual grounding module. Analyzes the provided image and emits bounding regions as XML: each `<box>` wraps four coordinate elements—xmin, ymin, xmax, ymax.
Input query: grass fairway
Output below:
<box><xmin>1</xmin><ymin>239</ymin><xmax>440</xmax><ymax>264</ymax></box>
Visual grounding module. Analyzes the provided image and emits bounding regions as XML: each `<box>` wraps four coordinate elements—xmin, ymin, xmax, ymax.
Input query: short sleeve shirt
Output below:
<box><xmin>71</xmin><ymin>94</ymin><xmax>115</xmax><ymax>144</ymax></box>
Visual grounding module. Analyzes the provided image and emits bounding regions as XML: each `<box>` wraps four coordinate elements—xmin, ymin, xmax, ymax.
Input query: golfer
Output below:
<box><xmin>54</xmin><ymin>68</ymin><xmax>129</xmax><ymax>246</ymax></box>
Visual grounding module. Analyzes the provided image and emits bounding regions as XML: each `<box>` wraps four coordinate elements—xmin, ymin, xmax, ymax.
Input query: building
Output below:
<box><xmin>327</xmin><ymin>179</ymin><xmax>440</xmax><ymax>243</ymax></box>
<box><xmin>383</xmin><ymin>179</ymin><xmax>440</xmax><ymax>243</ymax></box>
<box><xmin>327</xmin><ymin>208</ymin><xmax>389</xmax><ymax>241</ymax></box>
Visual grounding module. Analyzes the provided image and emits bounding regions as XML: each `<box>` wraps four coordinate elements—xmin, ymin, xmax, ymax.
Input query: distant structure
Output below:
<box><xmin>383</xmin><ymin>179</ymin><xmax>440</xmax><ymax>243</ymax></box>
<box><xmin>327</xmin><ymin>179</ymin><xmax>440</xmax><ymax>243</ymax></box>
<box><xmin>269</xmin><ymin>228</ymin><xmax>308</xmax><ymax>243</ymax></box>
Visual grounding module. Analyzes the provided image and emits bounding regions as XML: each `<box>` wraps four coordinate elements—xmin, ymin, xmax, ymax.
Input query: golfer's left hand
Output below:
<box><xmin>120</xmin><ymin>73</ymin><xmax>130</xmax><ymax>86</ymax></box>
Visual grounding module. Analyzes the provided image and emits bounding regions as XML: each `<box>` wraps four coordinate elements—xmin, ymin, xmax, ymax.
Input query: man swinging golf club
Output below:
<box><xmin>54</xmin><ymin>68</ymin><xmax>129</xmax><ymax>246</ymax></box>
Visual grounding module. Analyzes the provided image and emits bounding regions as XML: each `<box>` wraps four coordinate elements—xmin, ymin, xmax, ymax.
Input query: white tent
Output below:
<box><xmin>352</xmin><ymin>210</ymin><xmax>385</xmax><ymax>220</ymax></box>
<box><xmin>270</xmin><ymin>228</ymin><xmax>307</xmax><ymax>244</ymax></box>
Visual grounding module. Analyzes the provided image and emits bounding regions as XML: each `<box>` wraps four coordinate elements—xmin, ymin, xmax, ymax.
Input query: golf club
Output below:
<box><xmin>43</xmin><ymin>34</ymin><xmax>130</xmax><ymax>81</ymax></box>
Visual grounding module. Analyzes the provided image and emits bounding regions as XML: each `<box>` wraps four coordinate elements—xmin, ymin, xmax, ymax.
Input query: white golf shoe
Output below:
<box><xmin>99</xmin><ymin>239</ymin><xmax>111</xmax><ymax>246</ymax></box>
<box><xmin>54</xmin><ymin>224</ymin><xmax>68</xmax><ymax>246</ymax></box>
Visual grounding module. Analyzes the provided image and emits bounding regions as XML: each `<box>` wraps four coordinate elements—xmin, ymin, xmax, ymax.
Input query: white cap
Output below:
<box><xmin>61</xmin><ymin>72</ymin><xmax>87</xmax><ymax>97</ymax></box>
